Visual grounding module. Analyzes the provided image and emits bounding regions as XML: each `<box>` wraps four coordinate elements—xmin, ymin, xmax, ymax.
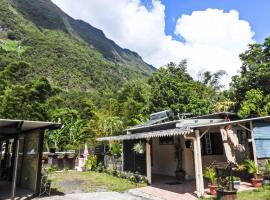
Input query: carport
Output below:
<box><xmin>0</xmin><ymin>119</ymin><xmax>61</xmax><ymax>199</ymax></box>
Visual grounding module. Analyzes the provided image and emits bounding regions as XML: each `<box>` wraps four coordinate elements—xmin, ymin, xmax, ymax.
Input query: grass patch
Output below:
<box><xmin>49</xmin><ymin>171</ymin><xmax>146</xmax><ymax>194</ymax></box>
<box><xmin>236</xmin><ymin>186</ymin><xmax>270</xmax><ymax>200</ymax></box>
<box><xmin>0</xmin><ymin>39</ymin><xmax>27</xmax><ymax>53</ymax></box>
<box><xmin>201</xmin><ymin>186</ymin><xmax>270</xmax><ymax>200</ymax></box>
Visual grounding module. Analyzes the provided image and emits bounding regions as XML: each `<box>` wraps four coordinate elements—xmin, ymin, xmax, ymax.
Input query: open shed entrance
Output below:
<box><xmin>0</xmin><ymin>119</ymin><xmax>60</xmax><ymax>199</ymax></box>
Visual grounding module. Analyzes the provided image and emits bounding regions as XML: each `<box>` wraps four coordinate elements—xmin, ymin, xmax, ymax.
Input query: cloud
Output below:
<box><xmin>52</xmin><ymin>0</ymin><xmax>254</xmax><ymax>84</ymax></box>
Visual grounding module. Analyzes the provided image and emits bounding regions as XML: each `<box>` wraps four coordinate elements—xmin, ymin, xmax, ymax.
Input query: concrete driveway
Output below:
<box><xmin>37</xmin><ymin>191</ymin><xmax>161</xmax><ymax>200</ymax></box>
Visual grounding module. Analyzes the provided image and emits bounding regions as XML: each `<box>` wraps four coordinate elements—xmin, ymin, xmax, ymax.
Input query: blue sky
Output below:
<box><xmin>142</xmin><ymin>0</ymin><xmax>269</xmax><ymax>43</ymax></box>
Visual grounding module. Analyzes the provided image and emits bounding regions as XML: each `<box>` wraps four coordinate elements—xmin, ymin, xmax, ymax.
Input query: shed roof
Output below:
<box><xmin>0</xmin><ymin>119</ymin><xmax>61</xmax><ymax>137</ymax></box>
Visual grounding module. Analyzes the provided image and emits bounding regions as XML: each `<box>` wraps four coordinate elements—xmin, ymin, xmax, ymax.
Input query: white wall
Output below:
<box><xmin>151</xmin><ymin>136</ymin><xmax>195</xmax><ymax>179</ymax></box>
<box><xmin>152</xmin><ymin>137</ymin><xmax>177</xmax><ymax>176</ymax></box>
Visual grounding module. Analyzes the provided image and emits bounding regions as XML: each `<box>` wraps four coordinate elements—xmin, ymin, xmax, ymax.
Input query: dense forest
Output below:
<box><xmin>0</xmin><ymin>0</ymin><xmax>270</xmax><ymax>152</ymax></box>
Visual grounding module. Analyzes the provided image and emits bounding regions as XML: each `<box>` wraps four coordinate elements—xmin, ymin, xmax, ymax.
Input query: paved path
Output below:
<box><xmin>37</xmin><ymin>191</ymin><xmax>161</xmax><ymax>200</ymax></box>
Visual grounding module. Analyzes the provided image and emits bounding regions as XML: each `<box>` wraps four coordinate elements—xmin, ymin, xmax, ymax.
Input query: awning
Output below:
<box><xmin>0</xmin><ymin>119</ymin><xmax>61</xmax><ymax>136</ymax></box>
<box><xmin>97</xmin><ymin>128</ymin><xmax>193</xmax><ymax>141</ymax></box>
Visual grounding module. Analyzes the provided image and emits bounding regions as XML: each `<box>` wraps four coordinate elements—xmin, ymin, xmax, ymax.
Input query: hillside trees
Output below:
<box><xmin>0</xmin><ymin>62</ymin><xmax>56</xmax><ymax>120</ymax></box>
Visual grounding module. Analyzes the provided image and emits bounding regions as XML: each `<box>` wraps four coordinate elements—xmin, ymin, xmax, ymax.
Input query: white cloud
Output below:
<box><xmin>52</xmin><ymin>0</ymin><xmax>254</xmax><ymax>84</ymax></box>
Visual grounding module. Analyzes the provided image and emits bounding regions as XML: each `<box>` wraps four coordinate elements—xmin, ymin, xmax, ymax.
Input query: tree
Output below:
<box><xmin>238</xmin><ymin>89</ymin><xmax>270</xmax><ymax>118</ymax></box>
<box><xmin>198</xmin><ymin>70</ymin><xmax>227</xmax><ymax>91</ymax></box>
<box><xmin>231</xmin><ymin>37</ymin><xmax>270</xmax><ymax>117</ymax></box>
<box><xmin>148</xmin><ymin>60</ymin><xmax>214</xmax><ymax>116</ymax></box>
<box><xmin>46</xmin><ymin>108</ymin><xmax>92</xmax><ymax>151</ymax></box>
<box><xmin>0</xmin><ymin>78</ymin><xmax>55</xmax><ymax>120</ymax></box>
<box><xmin>116</xmin><ymin>80</ymin><xmax>150</xmax><ymax>126</ymax></box>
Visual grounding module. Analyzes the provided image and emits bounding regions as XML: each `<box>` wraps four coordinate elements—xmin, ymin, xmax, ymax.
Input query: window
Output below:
<box><xmin>201</xmin><ymin>132</ymin><xmax>223</xmax><ymax>155</ymax></box>
<box><xmin>159</xmin><ymin>137</ymin><xmax>174</xmax><ymax>145</ymax></box>
<box><xmin>237</xmin><ymin>130</ymin><xmax>247</xmax><ymax>145</ymax></box>
<box><xmin>204</xmin><ymin>133</ymin><xmax>212</xmax><ymax>154</ymax></box>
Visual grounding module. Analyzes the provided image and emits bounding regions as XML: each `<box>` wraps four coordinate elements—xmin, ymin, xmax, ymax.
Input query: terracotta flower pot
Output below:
<box><xmin>209</xmin><ymin>185</ymin><xmax>217</xmax><ymax>196</ymax></box>
<box><xmin>251</xmin><ymin>178</ymin><xmax>263</xmax><ymax>188</ymax></box>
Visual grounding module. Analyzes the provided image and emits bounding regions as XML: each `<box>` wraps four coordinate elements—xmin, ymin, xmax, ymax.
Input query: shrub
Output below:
<box><xmin>94</xmin><ymin>162</ymin><xmax>104</xmax><ymax>173</ymax></box>
<box><xmin>85</xmin><ymin>155</ymin><xmax>98</xmax><ymax>171</ymax></box>
<box><xmin>129</xmin><ymin>175</ymin><xmax>137</xmax><ymax>183</ymax></box>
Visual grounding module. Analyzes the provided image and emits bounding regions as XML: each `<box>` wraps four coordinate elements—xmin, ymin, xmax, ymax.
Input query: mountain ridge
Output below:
<box><xmin>0</xmin><ymin>0</ymin><xmax>154</xmax><ymax>94</ymax></box>
<box><xmin>12</xmin><ymin>0</ymin><xmax>155</xmax><ymax>75</ymax></box>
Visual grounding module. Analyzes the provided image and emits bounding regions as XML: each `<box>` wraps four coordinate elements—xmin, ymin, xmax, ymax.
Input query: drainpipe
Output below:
<box><xmin>184</xmin><ymin>133</ymin><xmax>202</xmax><ymax>197</ymax></box>
<box><xmin>250</xmin><ymin>121</ymin><xmax>258</xmax><ymax>165</ymax></box>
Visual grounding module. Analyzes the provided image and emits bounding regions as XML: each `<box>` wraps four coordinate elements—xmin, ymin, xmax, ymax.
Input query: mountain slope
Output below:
<box><xmin>0</xmin><ymin>0</ymin><xmax>154</xmax><ymax>94</ymax></box>
<box><xmin>11</xmin><ymin>0</ymin><xmax>155</xmax><ymax>75</ymax></box>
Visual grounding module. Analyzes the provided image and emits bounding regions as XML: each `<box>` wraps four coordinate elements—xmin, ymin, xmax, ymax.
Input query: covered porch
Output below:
<box><xmin>98</xmin><ymin>114</ymin><xmax>270</xmax><ymax>197</ymax></box>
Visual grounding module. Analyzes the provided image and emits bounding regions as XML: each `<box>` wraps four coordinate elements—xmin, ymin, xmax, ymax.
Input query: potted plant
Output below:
<box><xmin>174</xmin><ymin>137</ymin><xmax>185</xmax><ymax>180</ymax></box>
<box><xmin>245</xmin><ymin>159</ymin><xmax>263</xmax><ymax>188</ymax></box>
<box><xmin>203</xmin><ymin>167</ymin><xmax>217</xmax><ymax>195</ymax></box>
<box><xmin>216</xmin><ymin>177</ymin><xmax>237</xmax><ymax>200</ymax></box>
<box><xmin>133</xmin><ymin>141</ymin><xmax>145</xmax><ymax>154</ymax></box>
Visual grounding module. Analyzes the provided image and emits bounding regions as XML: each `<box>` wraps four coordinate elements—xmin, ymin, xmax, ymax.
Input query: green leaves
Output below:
<box><xmin>148</xmin><ymin>61</ymin><xmax>214</xmax><ymax>116</ymax></box>
<box><xmin>238</xmin><ymin>89</ymin><xmax>270</xmax><ymax>118</ymax></box>
<box><xmin>231</xmin><ymin>37</ymin><xmax>270</xmax><ymax>117</ymax></box>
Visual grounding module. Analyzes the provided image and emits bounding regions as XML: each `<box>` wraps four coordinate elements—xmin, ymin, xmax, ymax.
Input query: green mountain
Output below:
<box><xmin>0</xmin><ymin>0</ymin><xmax>154</xmax><ymax>93</ymax></box>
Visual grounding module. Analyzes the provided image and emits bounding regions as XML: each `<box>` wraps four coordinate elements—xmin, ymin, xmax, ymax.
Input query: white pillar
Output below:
<box><xmin>146</xmin><ymin>139</ymin><xmax>151</xmax><ymax>184</ymax></box>
<box><xmin>195</xmin><ymin>130</ymin><xmax>204</xmax><ymax>196</ymax></box>
<box><xmin>193</xmin><ymin>137</ymin><xmax>200</xmax><ymax>196</ymax></box>
<box><xmin>250</xmin><ymin>121</ymin><xmax>258</xmax><ymax>165</ymax></box>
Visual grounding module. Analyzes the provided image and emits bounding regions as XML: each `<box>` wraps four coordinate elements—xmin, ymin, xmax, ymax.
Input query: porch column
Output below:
<box><xmin>121</xmin><ymin>141</ymin><xmax>124</xmax><ymax>171</ymax></box>
<box><xmin>250</xmin><ymin>121</ymin><xmax>258</xmax><ymax>165</ymax></box>
<box><xmin>195</xmin><ymin>130</ymin><xmax>204</xmax><ymax>196</ymax></box>
<box><xmin>0</xmin><ymin>141</ymin><xmax>2</xmax><ymax>169</ymax></box>
<box><xmin>11</xmin><ymin>136</ymin><xmax>20</xmax><ymax>200</ymax></box>
<box><xmin>11</xmin><ymin>121</ymin><xmax>23</xmax><ymax>200</ymax></box>
<box><xmin>146</xmin><ymin>139</ymin><xmax>151</xmax><ymax>184</ymax></box>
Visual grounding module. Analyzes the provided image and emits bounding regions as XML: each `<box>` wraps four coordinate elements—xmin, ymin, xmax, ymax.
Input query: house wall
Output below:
<box><xmin>151</xmin><ymin>136</ymin><xmax>195</xmax><ymax>179</ymax></box>
<box><xmin>253</xmin><ymin>121</ymin><xmax>270</xmax><ymax>159</ymax></box>
<box><xmin>20</xmin><ymin>130</ymin><xmax>42</xmax><ymax>192</ymax></box>
<box><xmin>152</xmin><ymin>137</ymin><xmax>176</xmax><ymax>176</ymax></box>
<box><xmin>123</xmin><ymin>140</ymin><xmax>146</xmax><ymax>176</ymax></box>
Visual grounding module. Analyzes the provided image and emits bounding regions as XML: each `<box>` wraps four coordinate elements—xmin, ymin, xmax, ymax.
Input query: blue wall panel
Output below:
<box><xmin>253</xmin><ymin>121</ymin><xmax>270</xmax><ymax>158</ymax></box>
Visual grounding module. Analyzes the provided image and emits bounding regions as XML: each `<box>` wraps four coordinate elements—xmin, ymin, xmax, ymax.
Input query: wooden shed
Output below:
<box><xmin>0</xmin><ymin>119</ymin><xmax>61</xmax><ymax>199</ymax></box>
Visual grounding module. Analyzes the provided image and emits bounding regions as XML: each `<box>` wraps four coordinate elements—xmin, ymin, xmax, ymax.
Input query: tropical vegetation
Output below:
<box><xmin>1</xmin><ymin>0</ymin><xmax>270</xmax><ymax>155</ymax></box>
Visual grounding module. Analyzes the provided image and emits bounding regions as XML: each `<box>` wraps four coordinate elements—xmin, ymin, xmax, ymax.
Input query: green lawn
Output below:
<box><xmin>49</xmin><ymin>171</ymin><xmax>147</xmax><ymax>194</ymax></box>
<box><xmin>201</xmin><ymin>186</ymin><xmax>270</xmax><ymax>200</ymax></box>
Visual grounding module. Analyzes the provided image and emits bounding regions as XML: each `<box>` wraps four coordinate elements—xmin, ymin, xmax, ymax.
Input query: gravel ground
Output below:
<box><xmin>37</xmin><ymin>190</ymin><xmax>161</xmax><ymax>200</ymax></box>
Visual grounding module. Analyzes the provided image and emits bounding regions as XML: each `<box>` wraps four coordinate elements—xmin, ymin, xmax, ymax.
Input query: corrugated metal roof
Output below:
<box><xmin>97</xmin><ymin>115</ymin><xmax>270</xmax><ymax>142</ymax></box>
<box><xmin>97</xmin><ymin>128</ymin><xmax>192</xmax><ymax>141</ymax></box>
<box><xmin>0</xmin><ymin>119</ymin><xmax>61</xmax><ymax>136</ymax></box>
